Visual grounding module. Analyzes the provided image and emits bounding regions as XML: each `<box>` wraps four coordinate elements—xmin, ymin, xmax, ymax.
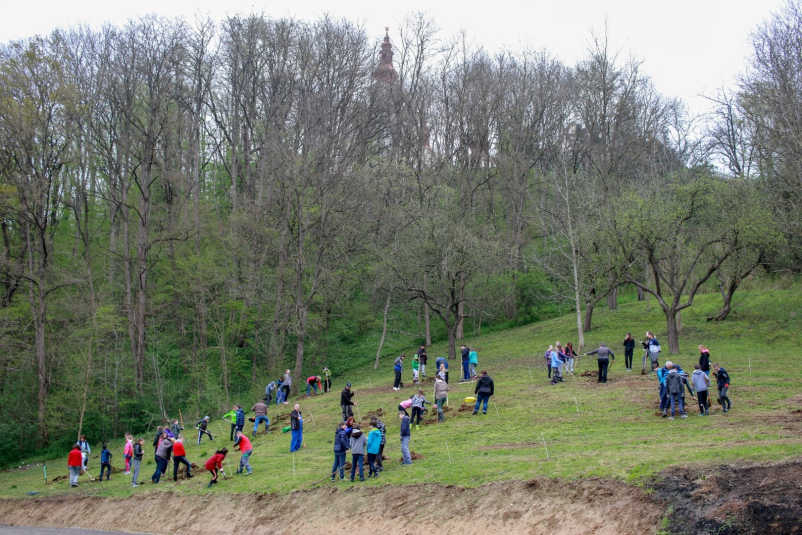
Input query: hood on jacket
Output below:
<box><xmin>350</xmin><ymin>429</ymin><xmax>363</xmax><ymax>438</ymax></box>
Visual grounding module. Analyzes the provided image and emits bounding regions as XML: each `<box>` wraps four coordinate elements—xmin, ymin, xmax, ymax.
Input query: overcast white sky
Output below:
<box><xmin>0</xmin><ymin>0</ymin><xmax>785</xmax><ymax>114</ymax></box>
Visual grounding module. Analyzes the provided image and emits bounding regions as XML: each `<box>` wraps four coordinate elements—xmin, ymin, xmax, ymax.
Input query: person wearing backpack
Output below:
<box><xmin>691</xmin><ymin>364</ymin><xmax>710</xmax><ymax>416</ymax></box>
<box><xmin>665</xmin><ymin>364</ymin><xmax>686</xmax><ymax>420</ymax></box>
<box><xmin>713</xmin><ymin>364</ymin><xmax>732</xmax><ymax>412</ymax></box>
<box><xmin>646</xmin><ymin>332</ymin><xmax>661</xmax><ymax>368</ymax></box>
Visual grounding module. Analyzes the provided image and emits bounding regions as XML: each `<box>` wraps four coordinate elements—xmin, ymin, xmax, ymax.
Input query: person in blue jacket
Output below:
<box><xmin>99</xmin><ymin>445</ymin><xmax>112</xmax><ymax>481</ymax></box>
<box><xmin>331</xmin><ymin>421</ymin><xmax>349</xmax><ymax>482</ymax></box>
<box><xmin>366</xmin><ymin>424</ymin><xmax>382</xmax><ymax>478</ymax></box>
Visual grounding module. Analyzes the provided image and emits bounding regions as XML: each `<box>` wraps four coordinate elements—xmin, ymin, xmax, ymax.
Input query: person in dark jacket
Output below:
<box><xmin>665</xmin><ymin>365</ymin><xmax>686</xmax><ymax>419</ymax></box>
<box><xmin>699</xmin><ymin>345</ymin><xmax>711</xmax><ymax>375</ymax></box>
<box><xmin>460</xmin><ymin>345</ymin><xmax>470</xmax><ymax>381</ymax></box>
<box><xmin>196</xmin><ymin>416</ymin><xmax>213</xmax><ymax>445</ymax></box>
<box><xmin>340</xmin><ymin>383</ymin><xmax>357</xmax><ymax>421</ymax></box>
<box><xmin>290</xmin><ymin>404</ymin><xmax>304</xmax><ymax>452</ymax></box>
<box><xmin>417</xmin><ymin>345</ymin><xmax>428</xmax><ymax>377</ymax></box>
<box><xmin>393</xmin><ymin>355</ymin><xmax>405</xmax><ymax>390</ymax></box>
<box><xmin>585</xmin><ymin>343</ymin><xmax>615</xmax><ymax>383</ymax></box>
<box><xmin>131</xmin><ymin>438</ymin><xmax>144</xmax><ymax>487</ymax></box>
<box><xmin>99</xmin><ymin>445</ymin><xmax>112</xmax><ymax>481</ymax></box>
<box><xmin>331</xmin><ymin>422</ymin><xmax>349</xmax><ymax>482</ymax></box>
<box><xmin>713</xmin><ymin>364</ymin><xmax>732</xmax><ymax>412</ymax></box>
<box><xmin>399</xmin><ymin>412</ymin><xmax>412</xmax><ymax>465</ymax></box>
<box><xmin>235</xmin><ymin>405</ymin><xmax>245</xmax><ymax>435</ymax></box>
<box><xmin>473</xmin><ymin>371</ymin><xmax>495</xmax><ymax>415</ymax></box>
<box><xmin>623</xmin><ymin>333</ymin><xmax>636</xmax><ymax>371</ymax></box>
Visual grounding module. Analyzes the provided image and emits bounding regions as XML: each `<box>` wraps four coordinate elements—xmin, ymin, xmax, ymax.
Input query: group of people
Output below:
<box><xmin>544</xmin><ymin>342</ymin><xmax>578</xmax><ymax>384</ymax></box>
<box><xmin>654</xmin><ymin>344</ymin><xmax>733</xmax><ymax>419</ymax></box>
<box><xmin>331</xmin><ymin>415</ymin><xmax>387</xmax><ymax>481</ymax></box>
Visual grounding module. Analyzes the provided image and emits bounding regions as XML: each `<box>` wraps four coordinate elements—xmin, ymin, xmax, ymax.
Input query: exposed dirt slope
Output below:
<box><xmin>653</xmin><ymin>460</ymin><xmax>802</xmax><ymax>534</ymax></box>
<box><xmin>0</xmin><ymin>478</ymin><xmax>661</xmax><ymax>535</ymax></box>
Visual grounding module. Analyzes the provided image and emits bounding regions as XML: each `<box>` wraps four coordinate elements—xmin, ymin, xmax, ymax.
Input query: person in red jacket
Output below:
<box><xmin>68</xmin><ymin>444</ymin><xmax>83</xmax><ymax>488</ymax></box>
<box><xmin>172</xmin><ymin>438</ymin><xmax>193</xmax><ymax>481</ymax></box>
<box><xmin>234</xmin><ymin>430</ymin><xmax>253</xmax><ymax>475</ymax></box>
<box><xmin>205</xmin><ymin>447</ymin><xmax>228</xmax><ymax>489</ymax></box>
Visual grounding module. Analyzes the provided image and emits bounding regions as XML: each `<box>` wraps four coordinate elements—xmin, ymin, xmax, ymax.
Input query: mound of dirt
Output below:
<box><xmin>580</xmin><ymin>370</ymin><xmax>598</xmax><ymax>378</ymax></box>
<box><xmin>0</xmin><ymin>478</ymin><xmax>661</xmax><ymax>535</ymax></box>
<box><xmin>653</xmin><ymin>460</ymin><xmax>802</xmax><ymax>534</ymax></box>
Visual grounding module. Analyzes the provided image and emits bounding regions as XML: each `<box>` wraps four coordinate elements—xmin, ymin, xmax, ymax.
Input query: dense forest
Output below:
<box><xmin>1</xmin><ymin>1</ymin><xmax>802</xmax><ymax>464</ymax></box>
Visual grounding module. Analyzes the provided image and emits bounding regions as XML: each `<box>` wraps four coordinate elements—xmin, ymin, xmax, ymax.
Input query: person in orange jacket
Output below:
<box><xmin>68</xmin><ymin>444</ymin><xmax>83</xmax><ymax>488</ymax></box>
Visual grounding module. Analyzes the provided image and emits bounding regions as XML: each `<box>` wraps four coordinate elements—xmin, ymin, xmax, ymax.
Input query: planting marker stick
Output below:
<box><xmin>749</xmin><ymin>357</ymin><xmax>752</xmax><ymax>376</ymax></box>
<box><xmin>528</xmin><ymin>366</ymin><xmax>534</xmax><ymax>382</ymax></box>
<box><xmin>445</xmin><ymin>441</ymin><xmax>452</xmax><ymax>463</ymax></box>
<box><xmin>293</xmin><ymin>453</ymin><xmax>296</xmax><ymax>477</ymax></box>
<box><xmin>494</xmin><ymin>402</ymin><xmax>500</xmax><ymax>419</ymax></box>
<box><xmin>574</xmin><ymin>397</ymin><xmax>580</xmax><ymax>415</ymax></box>
<box><xmin>541</xmin><ymin>432</ymin><xmax>549</xmax><ymax>460</ymax></box>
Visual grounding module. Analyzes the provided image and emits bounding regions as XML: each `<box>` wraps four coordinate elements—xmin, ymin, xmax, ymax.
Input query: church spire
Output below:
<box><xmin>374</xmin><ymin>27</ymin><xmax>397</xmax><ymax>83</ymax></box>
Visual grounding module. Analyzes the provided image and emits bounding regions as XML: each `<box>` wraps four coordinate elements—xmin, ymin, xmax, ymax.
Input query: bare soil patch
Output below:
<box><xmin>652</xmin><ymin>460</ymin><xmax>802</xmax><ymax>534</ymax></box>
<box><xmin>0</xmin><ymin>478</ymin><xmax>661</xmax><ymax>535</ymax></box>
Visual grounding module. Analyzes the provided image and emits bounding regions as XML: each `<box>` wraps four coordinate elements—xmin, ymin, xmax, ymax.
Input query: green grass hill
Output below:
<box><xmin>2</xmin><ymin>288</ymin><xmax>801</xmax><ymax>500</ymax></box>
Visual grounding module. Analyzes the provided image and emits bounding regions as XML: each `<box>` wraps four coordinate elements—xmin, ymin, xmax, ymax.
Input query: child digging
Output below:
<box><xmin>205</xmin><ymin>447</ymin><xmax>228</xmax><ymax>489</ymax></box>
<box><xmin>410</xmin><ymin>389</ymin><xmax>429</xmax><ymax>430</ymax></box>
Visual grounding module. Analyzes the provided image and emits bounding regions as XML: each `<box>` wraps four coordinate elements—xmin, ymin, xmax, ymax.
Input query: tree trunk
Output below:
<box><xmin>583</xmin><ymin>300</ymin><xmax>595</xmax><ymax>333</ymax></box>
<box><xmin>374</xmin><ymin>290</ymin><xmax>392</xmax><ymax>370</ymax></box>
<box><xmin>607</xmin><ymin>286</ymin><xmax>618</xmax><ymax>310</ymax></box>
<box><xmin>636</xmin><ymin>284</ymin><xmax>645</xmax><ymax>301</ymax></box>
<box><xmin>709</xmin><ymin>280</ymin><xmax>737</xmax><ymax>321</ymax></box>
<box><xmin>455</xmin><ymin>273</ymin><xmax>465</xmax><ymax>340</ymax></box>
<box><xmin>424</xmin><ymin>275</ymin><xmax>432</xmax><ymax>347</ymax></box>
<box><xmin>665</xmin><ymin>308</ymin><xmax>680</xmax><ymax>354</ymax></box>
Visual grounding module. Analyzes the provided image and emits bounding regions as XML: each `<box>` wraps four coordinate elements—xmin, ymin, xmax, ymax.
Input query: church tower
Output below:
<box><xmin>374</xmin><ymin>27</ymin><xmax>397</xmax><ymax>83</ymax></box>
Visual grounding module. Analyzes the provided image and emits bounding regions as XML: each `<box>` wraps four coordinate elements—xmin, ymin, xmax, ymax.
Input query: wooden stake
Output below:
<box><xmin>541</xmin><ymin>432</ymin><xmax>549</xmax><ymax>460</ymax></box>
<box><xmin>445</xmin><ymin>441</ymin><xmax>452</xmax><ymax>463</ymax></box>
<box><xmin>179</xmin><ymin>409</ymin><xmax>185</xmax><ymax>432</ymax></box>
<box><xmin>493</xmin><ymin>402</ymin><xmax>500</xmax><ymax>419</ymax></box>
<box><xmin>574</xmin><ymin>397</ymin><xmax>580</xmax><ymax>415</ymax></box>
<box><xmin>528</xmin><ymin>366</ymin><xmax>534</xmax><ymax>382</ymax></box>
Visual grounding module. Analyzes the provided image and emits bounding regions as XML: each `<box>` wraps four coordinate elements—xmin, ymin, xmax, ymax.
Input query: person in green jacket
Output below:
<box><xmin>366</xmin><ymin>425</ymin><xmax>382</xmax><ymax>478</ymax></box>
<box><xmin>412</xmin><ymin>355</ymin><xmax>420</xmax><ymax>385</ymax></box>
<box><xmin>468</xmin><ymin>349</ymin><xmax>479</xmax><ymax>380</ymax></box>
<box><xmin>222</xmin><ymin>406</ymin><xmax>237</xmax><ymax>441</ymax></box>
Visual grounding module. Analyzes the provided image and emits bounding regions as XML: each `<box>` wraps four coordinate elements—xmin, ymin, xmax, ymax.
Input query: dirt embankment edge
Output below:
<box><xmin>0</xmin><ymin>478</ymin><xmax>662</xmax><ymax>535</ymax></box>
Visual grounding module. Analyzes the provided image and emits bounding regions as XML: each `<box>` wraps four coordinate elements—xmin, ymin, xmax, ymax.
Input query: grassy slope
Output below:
<box><xmin>3</xmin><ymin>289</ymin><xmax>802</xmax><ymax>499</ymax></box>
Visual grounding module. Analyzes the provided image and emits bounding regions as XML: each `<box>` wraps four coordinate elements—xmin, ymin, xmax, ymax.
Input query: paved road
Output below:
<box><xmin>0</xmin><ymin>527</ymin><xmax>151</xmax><ymax>535</ymax></box>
